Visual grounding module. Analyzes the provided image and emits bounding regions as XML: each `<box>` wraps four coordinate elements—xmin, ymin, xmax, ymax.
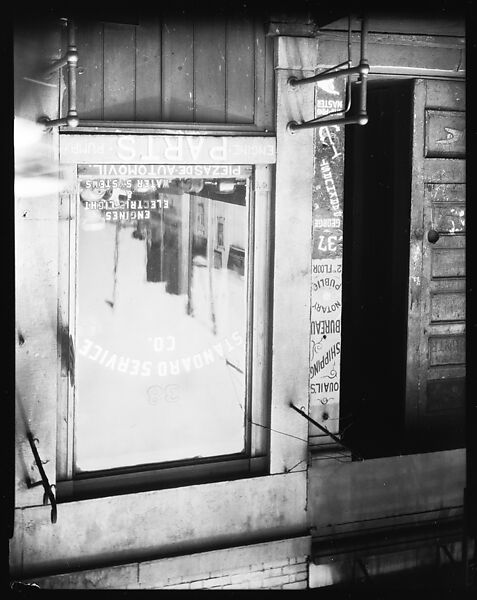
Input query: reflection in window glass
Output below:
<box><xmin>74</xmin><ymin>166</ymin><xmax>251</xmax><ymax>472</ymax></box>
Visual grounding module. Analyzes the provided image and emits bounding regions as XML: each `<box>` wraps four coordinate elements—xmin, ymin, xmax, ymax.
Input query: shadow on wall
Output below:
<box><xmin>14</xmin><ymin>16</ymin><xmax>64</xmax><ymax>121</ymax></box>
<box><xmin>14</xmin><ymin>118</ymin><xmax>74</xmax><ymax>197</ymax></box>
<box><xmin>14</xmin><ymin>16</ymin><xmax>75</xmax><ymax>197</ymax></box>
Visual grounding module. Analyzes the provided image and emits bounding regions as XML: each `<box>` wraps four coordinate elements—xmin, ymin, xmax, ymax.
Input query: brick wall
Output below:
<box><xmin>27</xmin><ymin>535</ymin><xmax>311</xmax><ymax>590</ymax></box>
<box><xmin>162</xmin><ymin>554</ymin><xmax>308</xmax><ymax>590</ymax></box>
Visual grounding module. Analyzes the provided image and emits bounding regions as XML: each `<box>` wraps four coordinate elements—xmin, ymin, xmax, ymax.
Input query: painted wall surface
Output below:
<box><xmin>270</xmin><ymin>36</ymin><xmax>316</xmax><ymax>473</ymax></box>
<box><xmin>14</xmin><ymin>17</ymin><xmax>63</xmax><ymax>512</ymax></box>
<box><xmin>10</xmin><ymin>471</ymin><xmax>308</xmax><ymax>578</ymax></box>
<box><xmin>26</xmin><ymin>535</ymin><xmax>311</xmax><ymax>589</ymax></box>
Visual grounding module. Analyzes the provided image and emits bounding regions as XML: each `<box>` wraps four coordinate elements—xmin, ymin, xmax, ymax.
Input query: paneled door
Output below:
<box><xmin>406</xmin><ymin>79</ymin><xmax>466</xmax><ymax>451</ymax></box>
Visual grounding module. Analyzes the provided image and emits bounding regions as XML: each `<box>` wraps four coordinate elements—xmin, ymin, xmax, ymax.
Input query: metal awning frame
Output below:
<box><xmin>287</xmin><ymin>14</ymin><xmax>369</xmax><ymax>133</ymax></box>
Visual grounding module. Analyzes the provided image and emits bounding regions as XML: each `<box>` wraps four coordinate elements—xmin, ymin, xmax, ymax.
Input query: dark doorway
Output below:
<box><xmin>340</xmin><ymin>79</ymin><xmax>414</xmax><ymax>458</ymax></box>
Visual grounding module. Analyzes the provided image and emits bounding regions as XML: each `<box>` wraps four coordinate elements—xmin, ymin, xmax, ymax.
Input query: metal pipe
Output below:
<box><xmin>357</xmin><ymin>15</ymin><xmax>369</xmax><ymax>122</ymax></box>
<box><xmin>287</xmin><ymin>115</ymin><xmax>368</xmax><ymax>134</ymax></box>
<box><xmin>39</xmin><ymin>18</ymin><xmax>79</xmax><ymax>129</ymax></box>
<box><xmin>288</xmin><ymin>63</ymin><xmax>369</xmax><ymax>88</ymax></box>
<box><xmin>288</xmin><ymin>14</ymin><xmax>370</xmax><ymax>90</ymax></box>
<box><xmin>287</xmin><ymin>15</ymin><xmax>369</xmax><ymax>133</ymax></box>
<box><xmin>289</xmin><ymin>402</ymin><xmax>358</xmax><ymax>456</ymax></box>
<box><xmin>42</xmin><ymin>56</ymin><xmax>68</xmax><ymax>77</ymax></box>
<box><xmin>287</xmin><ymin>13</ymin><xmax>369</xmax><ymax>133</ymax></box>
<box><xmin>360</xmin><ymin>14</ymin><xmax>368</xmax><ymax>60</ymax></box>
<box><xmin>39</xmin><ymin>117</ymin><xmax>71</xmax><ymax>127</ymax></box>
<box><xmin>26</xmin><ymin>432</ymin><xmax>57</xmax><ymax>524</ymax></box>
<box><xmin>66</xmin><ymin>19</ymin><xmax>79</xmax><ymax>126</ymax></box>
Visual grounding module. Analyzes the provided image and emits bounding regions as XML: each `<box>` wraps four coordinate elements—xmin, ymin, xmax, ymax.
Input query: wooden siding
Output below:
<box><xmin>70</xmin><ymin>15</ymin><xmax>274</xmax><ymax>129</ymax></box>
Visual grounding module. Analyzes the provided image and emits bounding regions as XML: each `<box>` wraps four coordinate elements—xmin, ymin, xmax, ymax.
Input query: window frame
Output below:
<box><xmin>56</xmin><ymin>133</ymin><xmax>275</xmax><ymax>502</ymax></box>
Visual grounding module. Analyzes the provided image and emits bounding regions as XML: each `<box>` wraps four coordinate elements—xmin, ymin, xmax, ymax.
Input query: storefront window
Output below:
<box><xmin>74</xmin><ymin>165</ymin><xmax>251</xmax><ymax>473</ymax></box>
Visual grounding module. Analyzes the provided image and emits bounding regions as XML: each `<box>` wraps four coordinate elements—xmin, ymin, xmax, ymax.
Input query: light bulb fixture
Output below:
<box><xmin>217</xmin><ymin>180</ymin><xmax>236</xmax><ymax>193</ymax></box>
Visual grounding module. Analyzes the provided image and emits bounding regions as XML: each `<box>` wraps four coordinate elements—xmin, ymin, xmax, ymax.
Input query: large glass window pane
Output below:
<box><xmin>74</xmin><ymin>165</ymin><xmax>251</xmax><ymax>472</ymax></box>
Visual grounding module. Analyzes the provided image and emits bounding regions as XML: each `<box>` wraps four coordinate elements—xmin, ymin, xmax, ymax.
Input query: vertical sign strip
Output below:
<box><xmin>309</xmin><ymin>80</ymin><xmax>345</xmax><ymax>443</ymax></box>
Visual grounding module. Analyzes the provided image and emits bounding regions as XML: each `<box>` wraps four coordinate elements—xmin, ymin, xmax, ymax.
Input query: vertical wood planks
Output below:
<box><xmin>136</xmin><ymin>15</ymin><xmax>161</xmax><ymax>121</ymax></box>
<box><xmin>226</xmin><ymin>15</ymin><xmax>254</xmax><ymax>123</ymax></box>
<box><xmin>194</xmin><ymin>18</ymin><xmax>226</xmax><ymax>123</ymax></box>
<box><xmin>254</xmin><ymin>19</ymin><xmax>266</xmax><ymax>129</ymax></box>
<box><xmin>74</xmin><ymin>16</ymin><xmax>273</xmax><ymax>128</ymax></box>
<box><xmin>161</xmin><ymin>18</ymin><xmax>194</xmax><ymax>122</ymax></box>
<box><xmin>255</xmin><ymin>21</ymin><xmax>275</xmax><ymax>131</ymax></box>
<box><xmin>263</xmin><ymin>34</ymin><xmax>275</xmax><ymax>130</ymax></box>
<box><xmin>103</xmin><ymin>23</ymin><xmax>136</xmax><ymax>120</ymax></box>
<box><xmin>76</xmin><ymin>21</ymin><xmax>104</xmax><ymax>119</ymax></box>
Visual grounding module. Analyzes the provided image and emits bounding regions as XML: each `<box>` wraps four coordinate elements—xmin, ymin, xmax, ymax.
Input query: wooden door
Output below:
<box><xmin>341</xmin><ymin>78</ymin><xmax>465</xmax><ymax>457</ymax></box>
<box><xmin>406</xmin><ymin>79</ymin><xmax>466</xmax><ymax>451</ymax></box>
